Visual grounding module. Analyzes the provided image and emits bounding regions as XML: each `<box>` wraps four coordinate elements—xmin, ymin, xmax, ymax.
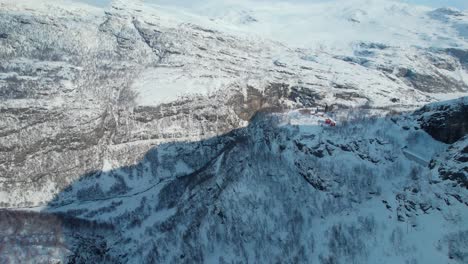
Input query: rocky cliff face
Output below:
<box><xmin>416</xmin><ymin>97</ymin><xmax>468</xmax><ymax>144</ymax></box>
<box><xmin>430</xmin><ymin>135</ymin><xmax>468</xmax><ymax>189</ymax></box>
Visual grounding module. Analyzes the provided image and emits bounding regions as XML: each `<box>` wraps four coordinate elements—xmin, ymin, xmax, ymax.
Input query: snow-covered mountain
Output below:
<box><xmin>145</xmin><ymin>0</ymin><xmax>468</xmax><ymax>50</ymax></box>
<box><xmin>2</xmin><ymin>96</ymin><xmax>467</xmax><ymax>263</ymax></box>
<box><xmin>0</xmin><ymin>0</ymin><xmax>467</xmax><ymax>263</ymax></box>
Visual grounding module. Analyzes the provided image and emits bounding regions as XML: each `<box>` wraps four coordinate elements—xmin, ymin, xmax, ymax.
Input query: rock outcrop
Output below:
<box><xmin>416</xmin><ymin>97</ymin><xmax>468</xmax><ymax>144</ymax></box>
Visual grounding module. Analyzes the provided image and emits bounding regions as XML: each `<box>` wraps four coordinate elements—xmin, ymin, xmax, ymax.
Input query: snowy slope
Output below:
<box><xmin>0</xmin><ymin>0</ymin><xmax>467</xmax><ymax>212</ymax></box>
<box><xmin>1</xmin><ymin>0</ymin><xmax>467</xmax><ymax>110</ymax></box>
<box><xmin>121</xmin><ymin>0</ymin><xmax>468</xmax><ymax>106</ymax></box>
<box><xmin>9</xmin><ymin>98</ymin><xmax>462</xmax><ymax>263</ymax></box>
<box><xmin>141</xmin><ymin>0</ymin><xmax>468</xmax><ymax>51</ymax></box>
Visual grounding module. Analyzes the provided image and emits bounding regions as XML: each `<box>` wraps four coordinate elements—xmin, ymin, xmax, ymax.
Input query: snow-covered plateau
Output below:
<box><xmin>0</xmin><ymin>0</ymin><xmax>467</xmax><ymax>263</ymax></box>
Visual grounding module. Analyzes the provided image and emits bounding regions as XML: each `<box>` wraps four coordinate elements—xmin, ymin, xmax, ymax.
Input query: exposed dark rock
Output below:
<box><xmin>335</xmin><ymin>91</ymin><xmax>369</xmax><ymax>102</ymax></box>
<box><xmin>439</xmin><ymin>170</ymin><xmax>467</xmax><ymax>189</ymax></box>
<box><xmin>445</xmin><ymin>48</ymin><xmax>468</xmax><ymax>69</ymax></box>
<box><xmin>289</xmin><ymin>86</ymin><xmax>322</xmax><ymax>107</ymax></box>
<box><xmin>429</xmin><ymin>8</ymin><xmax>464</xmax><ymax>22</ymax></box>
<box><xmin>228</xmin><ymin>83</ymin><xmax>291</xmax><ymax>121</ymax></box>
<box><xmin>430</xmin><ymin>136</ymin><xmax>468</xmax><ymax>188</ymax></box>
<box><xmin>335</xmin><ymin>55</ymin><xmax>370</xmax><ymax>66</ymax></box>
<box><xmin>415</xmin><ymin>97</ymin><xmax>468</xmax><ymax>144</ymax></box>
<box><xmin>273</xmin><ymin>60</ymin><xmax>287</xmax><ymax>67</ymax></box>
<box><xmin>311</xmin><ymin>148</ymin><xmax>325</xmax><ymax>158</ymax></box>
<box><xmin>358</xmin><ymin>42</ymin><xmax>389</xmax><ymax>50</ymax></box>
<box><xmin>398</xmin><ymin>68</ymin><xmax>466</xmax><ymax>93</ymax></box>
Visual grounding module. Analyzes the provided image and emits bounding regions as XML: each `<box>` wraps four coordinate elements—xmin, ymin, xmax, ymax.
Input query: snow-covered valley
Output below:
<box><xmin>0</xmin><ymin>0</ymin><xmax>467</xmax><ymax>263</ymax></box>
